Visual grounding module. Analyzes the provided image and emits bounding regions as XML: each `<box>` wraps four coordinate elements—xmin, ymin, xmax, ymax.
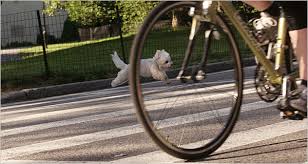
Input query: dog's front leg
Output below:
<box><xmin>152</xmin><ymin>71</ymin><xmax>171</xmax><ymax>85</ymax></box>
<box><xmin>165</xmin><ymin>78</ymin><xmax>171</xmax><ymax>85</ymax></box>
<box><xmin>164</xmin><ymin>74</ymin><xmax>171</xmax><ymax>84</ymax></box>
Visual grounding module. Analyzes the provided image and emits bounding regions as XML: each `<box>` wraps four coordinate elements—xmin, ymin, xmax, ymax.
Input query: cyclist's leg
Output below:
<box><xmin>244</xmin><ymin>1</ymin><xmax>307</xmax><ymax>113</ymax></box>
<box><xmin>289</xmin><ymin>28</ymin><xmax>307</xmax><ymax>82</ymax></box>
<box><xmin>289</xmin><ymin>28</ymin><xmax>307</xmax><ymax>113</ymax></box>
<box><xmin>243</xmin><ymin>1</ymin><xmax>272</xmax><ymax>11</ymax></box>
<box><xmin>243</xmin><ymin>1</ymin><xmax>281</xmax><ymax>17</ymax></box>
<box><xmin>283</xmin><ymin>1</ymin><xmax>307</xmax><ymax>82</ymax></box>
<box><xmin>283</xmin><ymin>2</ymin><xmax>307</xmax><ymax>113</ymax></box>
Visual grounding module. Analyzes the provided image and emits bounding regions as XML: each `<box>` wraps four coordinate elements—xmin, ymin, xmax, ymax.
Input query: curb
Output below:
<box><xmin>1</xmin><ymin>78</ymin><xmax>114</xmax><ymax>104</ymax></box>
<box><xmin>1</xmin><ymin>58</ymin><xmax>256</xmax><ymax>104</ymax></box>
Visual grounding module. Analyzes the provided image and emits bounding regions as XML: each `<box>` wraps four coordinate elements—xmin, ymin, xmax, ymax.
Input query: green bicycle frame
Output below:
<box><xmin>220</xmin><ymin>2</ymin><xmax>287</xmax><ymax>85</ymax></box>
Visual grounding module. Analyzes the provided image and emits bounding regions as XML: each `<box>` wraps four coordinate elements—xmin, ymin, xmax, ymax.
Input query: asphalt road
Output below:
<box><xmin>1</xmin><ymin>66</ymin><xmax>307</xmax><ymax>164</ymax></box>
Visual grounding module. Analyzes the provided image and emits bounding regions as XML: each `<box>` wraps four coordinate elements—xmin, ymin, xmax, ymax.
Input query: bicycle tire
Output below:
<box><xmin>129</xmin><ymin>1</ymin><xmax>243</xmax><ymax>160</ymax></box>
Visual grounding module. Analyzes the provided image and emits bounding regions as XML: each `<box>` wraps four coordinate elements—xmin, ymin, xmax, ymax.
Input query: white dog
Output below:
<box><xmin>111</xmin><ymin>50</ymin><xmax>173</xmax><ymax>87</ymax></box>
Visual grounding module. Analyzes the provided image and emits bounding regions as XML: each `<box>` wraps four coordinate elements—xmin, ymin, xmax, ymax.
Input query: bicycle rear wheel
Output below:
<box><xmin>130</xmin><ymin>1</ymin><xmax>243</xmax><ymax>159</ymax></box>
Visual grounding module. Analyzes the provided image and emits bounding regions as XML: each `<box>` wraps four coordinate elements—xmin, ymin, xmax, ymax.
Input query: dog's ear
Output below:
<box><xmin>154</xmin><ymin>50</ymin><xmax>161</xmax><ymax>60</ymax></box>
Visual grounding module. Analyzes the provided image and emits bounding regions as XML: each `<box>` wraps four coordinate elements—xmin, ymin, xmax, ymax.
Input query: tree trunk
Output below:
<box><xmin>90</xmin><ymin>28</ymin><xmax>93</xmax><ymax>40</ymax></box>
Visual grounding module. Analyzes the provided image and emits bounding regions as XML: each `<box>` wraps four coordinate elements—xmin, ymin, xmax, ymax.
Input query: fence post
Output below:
<box><xmin>37</xmin><ymin>10</ymin><xmax>50</xmax><ymax>78</ymax></box>
<box><xmin>116</xmin><ymin>5</ymin><xmax>126</xmax><ymax>63</ymax></box>
<box><xmin>43</xmin><ymin>2</ymin><xmax>48</xmax><ymax>48</ymax></box>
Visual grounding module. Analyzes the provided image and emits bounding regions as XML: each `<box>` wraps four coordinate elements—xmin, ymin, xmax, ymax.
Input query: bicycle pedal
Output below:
<box><xmin>176</xmin><ymin>76</ymin><xmax>191</xmax><ymax>83</ymax></box>
<box><xmin>177</xmin><ymin>70</ymin><xmax>192</xmax><ymax>83</ymax></box>
<box><xmin>193</xmin><ymin>70</ymin><xmax>206</xmax><ymax>82</ymax></box>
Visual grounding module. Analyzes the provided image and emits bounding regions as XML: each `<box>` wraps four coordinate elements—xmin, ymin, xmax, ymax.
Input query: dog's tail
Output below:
<box><xmin>111</xmin><ymin>51</ymin><xmax>127</xmax><ymax>70</ymax></box>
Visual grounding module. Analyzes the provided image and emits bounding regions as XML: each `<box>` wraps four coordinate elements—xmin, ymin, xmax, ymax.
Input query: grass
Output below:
<box><xmin>1</xmin><ymin>28</ymin><xmax>252</xmax><ymax>91</ymax></box>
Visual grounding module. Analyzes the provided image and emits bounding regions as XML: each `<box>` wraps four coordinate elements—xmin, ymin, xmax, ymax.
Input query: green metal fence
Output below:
<box><xmin>1</xmin><ymin>10</ymin><xmax>252</xmax><ymax>91</ymax></box>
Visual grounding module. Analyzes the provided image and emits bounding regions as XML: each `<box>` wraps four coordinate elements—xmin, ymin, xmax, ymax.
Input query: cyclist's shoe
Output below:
<box><xmin>277</xmin><ymin>85</ymin><xmax>307</xmax><ymax>120</ymax></box>
<box><xmin>289</xmin><ymin>84</ymin><xmax>306</xmax><ymax>98</ymax></box>
<box><xmin>289</xmin><ymin>87</ymin><xmax>307</xmax><ymax>114</ymax></box>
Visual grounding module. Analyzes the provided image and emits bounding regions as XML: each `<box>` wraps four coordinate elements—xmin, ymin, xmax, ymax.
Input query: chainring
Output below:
<box><xmin>254</xmin><ymin>64</ymin><xmax>281</xmax><ymax>102</ymax></box>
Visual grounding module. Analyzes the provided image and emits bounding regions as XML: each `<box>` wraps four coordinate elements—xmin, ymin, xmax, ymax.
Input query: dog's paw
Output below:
<box><xmin>111</xmin><ymin>80</ymin><xmax>118</xmax><ymax>87</ymax></box>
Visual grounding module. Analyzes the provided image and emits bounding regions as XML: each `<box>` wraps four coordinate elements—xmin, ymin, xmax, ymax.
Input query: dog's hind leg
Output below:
<box><xmin>111</xmin><ymin>67</ymin><xmax>129</xmax><ymax>87</ymax></box>
<box><xmin>111</xmin><ymin>51</ymin><xmax>127</xmax><ymax>70</ymax></box>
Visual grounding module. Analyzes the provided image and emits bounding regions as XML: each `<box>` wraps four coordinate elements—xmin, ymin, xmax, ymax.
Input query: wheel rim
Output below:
<box><xmin>129</xmin><ymin>1</ymin><xmax>243</xmax><ymax>159</ymax></box>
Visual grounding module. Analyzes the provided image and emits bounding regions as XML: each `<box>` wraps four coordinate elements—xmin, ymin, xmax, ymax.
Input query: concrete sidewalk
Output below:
<box><xmin>1</xmin><ymin>58</ymin><xmax>256</xmax><ymax>104</ymax></box>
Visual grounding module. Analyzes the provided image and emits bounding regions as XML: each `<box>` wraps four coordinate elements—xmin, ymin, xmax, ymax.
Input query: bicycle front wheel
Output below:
<box><xmin>130</xmin><ymin>1</ymin><xmax>243</xmax><ymax>160</ymax></box>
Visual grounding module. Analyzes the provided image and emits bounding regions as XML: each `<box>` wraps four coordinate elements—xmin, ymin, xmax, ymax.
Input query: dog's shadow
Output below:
<box><xmin>178</xmin><ymin>138</ymin><xmax>307</xmax><ymax>163</ymax></box>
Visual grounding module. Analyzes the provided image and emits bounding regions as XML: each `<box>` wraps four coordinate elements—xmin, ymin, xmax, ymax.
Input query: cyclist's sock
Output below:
<box><xmin>262</xmin><ymin>2</ymin><xmax>280</xmax><ymax>17</ymax></box>
<box><xmin>301</xmin><ymin>80</ymin><xmax>307</xmax><ymax>87</ymax></box>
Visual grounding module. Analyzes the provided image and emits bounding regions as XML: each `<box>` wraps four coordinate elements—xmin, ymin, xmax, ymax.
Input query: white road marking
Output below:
<box><xmin>2</xmin><ymin>87</ymin><xmax>256</xmax><ymax>134</ymax></box>
<box><xmin>1</xmin><ymin>93</ymin><xmax>131</xmax><ymax>115</ymax></box>
<box><xmin>114</xmin><ymin>120</ymin><xmax>307</xmax><ymax>163</ymax></box>
<box><xmin>1</xmin><ymin>108</ymin><xmax>133</xmax><ymax>137</ymax></box>
<box><xmin>1</xmin><ymin>103</ymin><xmax>127</xmax><ymax>124</ymax></box>
<box><xmin>1</xmin><ymin>79</ymin><xmax>253</xmax><ymax>114</ymax></box>
<box><xmin>1</xmin><ymin>83</ymin><xmax>255</xmax><ymax>124</ymax></box>
<box><xmin>0</xmin><ymin>160</ymin><xmax>116</xmax><ymax>164</ymax></box>
<box><xmin>1</xmin><ymin>101</ymin><xmax>274</xmax><ymax>160</ymax></box>
<box><xmin>2</xmin><ymin>120</ymin><xmax>304</xmax><ymax>164</ymax></box>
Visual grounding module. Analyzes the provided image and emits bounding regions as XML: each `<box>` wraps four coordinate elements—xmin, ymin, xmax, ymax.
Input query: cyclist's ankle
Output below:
<box><xmin>301</xmin><ymin>79</ymin><xmax>307</xmax><ymax>87</ymax></box>
<box><xmin>291</xmin><ymin>81</ymin><xmax>307</xmax><ymax>96</ymax></box>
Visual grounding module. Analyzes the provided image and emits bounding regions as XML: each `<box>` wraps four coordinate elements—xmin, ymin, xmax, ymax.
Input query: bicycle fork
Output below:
<box><xmin>177</xmin><ymin>17</ymin><xmax>215</xmax><ymax>83</ymax></box>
